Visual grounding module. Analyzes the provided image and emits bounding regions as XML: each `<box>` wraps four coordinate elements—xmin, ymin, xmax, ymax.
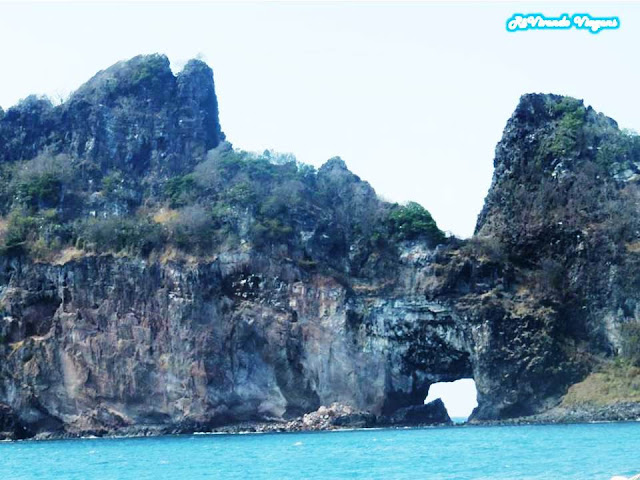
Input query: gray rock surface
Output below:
<box><xmin>0</xmin><ymin>59</ymin><xmax>639</xmax><ymax>439</ymax></box>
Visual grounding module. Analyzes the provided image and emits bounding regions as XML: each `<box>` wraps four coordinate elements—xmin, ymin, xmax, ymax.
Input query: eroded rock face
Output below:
<box><xmin>0</xmin><ymin>243</ymin><xmax>470</xmax><ymax>438</ymax></box>
<box><xmin>0</xmin><ymin>58</ymin><xmax>638</xmax><ymax>438</ymax></box>
<box><xmin>450</xmin><ymin>94</ymin><xmax>640</xmax><ymax>420</ymax></box>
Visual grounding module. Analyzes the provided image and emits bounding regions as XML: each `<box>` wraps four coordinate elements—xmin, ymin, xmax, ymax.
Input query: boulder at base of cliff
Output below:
<box><xmin>381</xmin><ymin>399</ymin><xmax>452</xmax><ymax>426</ymax></box>
<box><xmin>290</xmin><ymin>403</ymin><xmax>376</xmax><ymax>430</ymax></box>
<box><xmin>332</xmin><ymin>411</ymin><xmax>378</xmax><ymax>428</ymax></box>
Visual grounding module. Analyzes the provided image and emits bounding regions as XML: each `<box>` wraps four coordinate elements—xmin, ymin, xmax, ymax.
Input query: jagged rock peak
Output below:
<box><xmin>0</xmin><ymin>53</ymin><xmax>225</xmax><ymax>173</ymax></box>
<box><xmin>70</xmin><ymin>54</ymin><xmax>175</xmax><ymax>102</ymax></box>
<box><xmin>475</xmin><ymin>92</ymin><xmax>638</xmax><ymax>236</ymax></box>
<box><xmin>506</xmin><ymin>93</ymin><xmax>618</xmax><ymax>133</ymax></box>
<box><xmin>320</xmin><ymin>156</ymin><xmax>349</xmax><ymax>171</ymax></box>
<box><xmin>318</xmin><ymin>156</ymin><xmax>364</xmax><ymax>183</ymax></box>
<box><xmin>317</xmin><ymin>156</ymin><xmax>377</xmax><ymax>200</ymax></box>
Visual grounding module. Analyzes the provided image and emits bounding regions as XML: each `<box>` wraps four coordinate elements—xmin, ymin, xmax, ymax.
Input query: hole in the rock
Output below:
<box><xmin>424</xmin><ymin>378</ymin><xmax>477</xmax><ymax>423</ymax></box>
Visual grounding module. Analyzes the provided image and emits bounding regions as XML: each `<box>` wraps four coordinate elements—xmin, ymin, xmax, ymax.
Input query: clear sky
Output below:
<box><xmin>425</xmin><ymin>378</ymin><xmax>478</xmax><ymax>419</ymax></box>
<box><xmin>1</xmin><ymin>2</ymin><xmax>639</xmax><ymax>238</ymax></box>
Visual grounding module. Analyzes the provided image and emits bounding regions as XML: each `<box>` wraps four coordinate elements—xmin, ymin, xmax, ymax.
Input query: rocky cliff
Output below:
<box><xmin>465</xmin><ymin>94</ymin><xmax>640</xmax><ymax>419</ymax></box>
<box><xmin>0</xmin><ymin>55</ymin><xmax>638</xmax><ymax>439</ymax></box>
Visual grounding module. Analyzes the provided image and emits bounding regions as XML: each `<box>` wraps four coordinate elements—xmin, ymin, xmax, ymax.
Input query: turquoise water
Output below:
<box><xmin>2</xmin><ymin>422</ymin><xmax>639</xmax><ymax>479</ymax></box>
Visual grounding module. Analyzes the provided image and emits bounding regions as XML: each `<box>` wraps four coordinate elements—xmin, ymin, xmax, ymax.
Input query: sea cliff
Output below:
<box><xmin>0</xmin><ymin>55</ymin><xmax>638</xmax><ymax>439</ymax></box>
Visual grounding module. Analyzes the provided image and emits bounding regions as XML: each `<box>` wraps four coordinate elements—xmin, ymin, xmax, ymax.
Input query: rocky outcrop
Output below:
<box><xmin>0</xmin><ymin>57</ymin><xmax>638</xmax><ymax>439</ymax></box>
<box><xmin>287</xmin><ymin>403</ymin><xmax>375</xmax><ymax>431</ymax></box>
<box><xmin>0</xmin><ymin>54</ymin><xmax>224</xmax><ymax>177</ymax></box>
<box><xmin>378</xmin><ymin>398</ymin><xmax>451</xmax><ymax>426</ymax></box>
<box><xmin>512</xmin><ymin>402</ymin><xmax>640</xmax><ymax>424</ymax></box>
<box><xmin>457</xmin><ymin>94</ymin><xmax>640</xmax><ymax>419</ymax></box>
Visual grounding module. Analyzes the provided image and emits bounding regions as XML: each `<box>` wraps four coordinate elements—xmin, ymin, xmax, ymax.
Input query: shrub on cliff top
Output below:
<box><xmin>166</xmin><ymin>205</ymin><xmax>216</xmax><ymax>252</ymax></box>
<box><xmin>13</xmin><ymin>154</ymin><xmax>73</xmax><ymax>210</ymax></box>
<box><xmin>1</xmin><ymin>210</ymin><xmax>38</xmax><ymax>252</ymax></box>
<box><xmin>0</xmin><ymin>207</ymin><xmax>71</xmax><ymax>259</ymax></box>
<box><xmin>387</xmin><ymin>202</ymin><xmax>445</xmax><ymax>245</ymax></box>
<box><xmin>130</xmin><ymin>54</ymin><xmax>168</xmax><ymax>87</ymax></box>
<box><xmin>164</xmin><ymin>173</ymin><xmax>199</xmax><ymax>207</ymax></box>
<box><xmin>77</xmin><ymin>216</ymin><xmax>166</xmax><ymax>256</ymax></box>
<box><xmin>549</xmin><ymin>97</ymin><xmax>584</xmax><ymax>118</ymax></box>
<box><xmin>549</xmin><ymin>106</ymin><xmax>586</xmax><ymax>158</ymax></box>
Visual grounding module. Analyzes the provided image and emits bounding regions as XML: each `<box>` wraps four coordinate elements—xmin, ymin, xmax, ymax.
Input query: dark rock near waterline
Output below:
<box><xmin>504</xmin><ymin>402</ymin><xmax>640</xmax><ymax>425</ymax></box>
<box><xmin>379</xmin><ymin>399</ymin><xmax>452</xmax><ymax>426</ymax></box>
<box><xmin>0</xmin><ymin>403</ymin><xmax>28</xmax><ymax>440</ymax></box>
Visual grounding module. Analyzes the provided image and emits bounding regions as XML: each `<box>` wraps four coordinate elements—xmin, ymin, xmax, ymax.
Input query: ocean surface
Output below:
<box><xmin>2</xmin><ymin>422</ymin><xmax>639</xmax><ymax>479</ymax></box>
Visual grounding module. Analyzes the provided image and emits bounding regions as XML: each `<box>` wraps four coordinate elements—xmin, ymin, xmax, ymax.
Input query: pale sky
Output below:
<box><xmin>1</xmin><ymin>2</ymin><xmax>639</xmax><ymax>238</ymax></box>
<box><xmin>425</xmin><ymin>378</ymin><xmax>477</xmax><ymax>419</ymax></box>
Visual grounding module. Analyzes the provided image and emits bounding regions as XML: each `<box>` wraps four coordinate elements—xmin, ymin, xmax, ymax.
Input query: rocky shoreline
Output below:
<box><xmin>473</xmin><ymin>402</ymin><xmax>640</xmax><ymax>427</ymax></box>
<box><xmin>0</xmin><ymin>400</ymin><xmax>453</xmax><ymax>441</ymax></box>
<box><xmin>3</xmin><ymin>400</ymin><xmax>640</xmax><ymax>442</ymax></box>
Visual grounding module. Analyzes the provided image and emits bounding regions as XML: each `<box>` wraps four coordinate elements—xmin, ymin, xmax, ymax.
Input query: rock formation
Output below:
<box><xmin>0</xmin><ymin>55</ymin><xmax>638</xmax><ymax>439</ymax></box>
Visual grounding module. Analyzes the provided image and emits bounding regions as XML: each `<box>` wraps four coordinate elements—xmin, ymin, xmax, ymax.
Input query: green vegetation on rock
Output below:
<box><xmin>548</xmin><ymin>98</ymin><xmax>586</xmax><ymax>157</ymax></box>
<box><xmin>76</xmin><ymin>216</ymin><xmax>166</xmax><ymax>257</ymax></box>
<box><xmin>387</xmin><ymin>201</ymin><xmax>445</xmax><ymax>244</ymax></box>
<box><xmin>0</xmin><ymin>141</ymin><xmax>446</xmax><ymax>270</ymax></box>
